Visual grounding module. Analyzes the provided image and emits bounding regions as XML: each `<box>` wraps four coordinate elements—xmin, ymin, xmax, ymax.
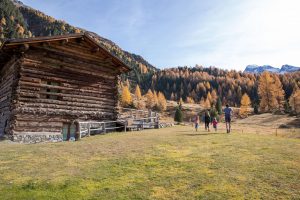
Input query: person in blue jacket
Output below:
<box><xmin>224</xmin><ymin>104</ymin><xmax>233</xmax><ymax>133</ymax></box>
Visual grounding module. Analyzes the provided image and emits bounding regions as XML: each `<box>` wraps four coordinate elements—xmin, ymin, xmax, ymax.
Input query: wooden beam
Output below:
<box><xmin>60</xmin><ymin>39</ymin><xmax>69</xmax><ymax>45</ymax></box>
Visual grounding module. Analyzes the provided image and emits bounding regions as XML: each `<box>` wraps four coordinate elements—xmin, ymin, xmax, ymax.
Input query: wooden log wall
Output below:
<box><xmin>10</xmin><ymin>39</ymin><xmax>120</xmax><ymax>135</ymax></box>
<box><xmin>0</xmin><ymin>57</ymin><xmax>19</xmax><ymax>136</ymax></box>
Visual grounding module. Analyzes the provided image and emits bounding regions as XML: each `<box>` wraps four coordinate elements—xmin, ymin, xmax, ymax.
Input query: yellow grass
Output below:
<box><xmin>0</xmin><ymin>126</ymin><xmax>299</xmax><ymax>199</ymax></box>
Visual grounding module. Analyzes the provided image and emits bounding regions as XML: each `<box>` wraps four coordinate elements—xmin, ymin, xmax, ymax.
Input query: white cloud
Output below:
<box><xmin>21</xmin><ymin>0</ymin><xmax>300</xmax><ymax>70</ymax></box>
<box><xmin>162</xmin><ymin>0</ymin><xmax>300</xmax><ymax>70</ymax></box>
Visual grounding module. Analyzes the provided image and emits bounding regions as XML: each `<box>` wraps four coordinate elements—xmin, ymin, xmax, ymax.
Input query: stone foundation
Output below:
<box><xmin>10</xmin><ymin>134</ymin><xmax>63</xmax><ymax>143</ymax></box>
<box><xmin>159</xmin><ymin>122</ymin><xmax>175</xmax><ymax>128</ymax></box>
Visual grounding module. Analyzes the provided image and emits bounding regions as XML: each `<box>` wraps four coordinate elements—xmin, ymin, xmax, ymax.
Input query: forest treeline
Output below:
<box><xmin>136</xmin><ymin>66</ymin><xmax>300</xmax><ymax>114</ymax></box>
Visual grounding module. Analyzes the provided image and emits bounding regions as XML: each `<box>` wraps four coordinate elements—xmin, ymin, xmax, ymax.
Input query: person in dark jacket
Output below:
<box><xmin>194</xmin><ymin>115</ymin><xmax>200</xmax><ymax>132</ymax></box>
<box><xmin>204</xmin><ymin>111</ymin><xmax>211</xmax><ymax>132</ymax></box>
<box><xmin>224</xmin><ymin>104</ymin><xmax>233</xmax><ymax>133</ymax></box>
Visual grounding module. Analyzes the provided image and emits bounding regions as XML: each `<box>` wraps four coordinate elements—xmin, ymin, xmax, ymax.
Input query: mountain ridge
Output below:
<box><xmin>244</xmin><ymin>64</ymin><xmax>300</xmax><ymax>74</ymax></box>
<box><xmin>1</xmin><ymin>0</ymin><xmax>157</xmax><ymax>86</ymax></box>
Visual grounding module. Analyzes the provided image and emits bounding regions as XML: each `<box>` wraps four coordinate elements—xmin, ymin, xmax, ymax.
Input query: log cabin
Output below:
<box><xmin>0</xmin><ymin>32</ymin><xmax>130</xmax><ymax>143</ymax></box>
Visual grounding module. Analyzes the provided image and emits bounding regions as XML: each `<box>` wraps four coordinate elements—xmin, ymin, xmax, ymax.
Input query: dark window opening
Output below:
<box><xmin>41</xmin><ymin>81</ymin><xmax>62</xmax><ymax>100</ymax></box>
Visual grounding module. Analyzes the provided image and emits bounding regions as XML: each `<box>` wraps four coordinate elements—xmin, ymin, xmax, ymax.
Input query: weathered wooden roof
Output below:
<box><xmin>0</xmin><ymin>32</ymin><xmax>131</xmax><ymax>73</ymax></box>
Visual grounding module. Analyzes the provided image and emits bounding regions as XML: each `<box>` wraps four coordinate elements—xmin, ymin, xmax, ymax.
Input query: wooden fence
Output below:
<box><xmin>78</xmin><ymin>111</ymin><xmax>160</xmax><ymax>138</ymax></box>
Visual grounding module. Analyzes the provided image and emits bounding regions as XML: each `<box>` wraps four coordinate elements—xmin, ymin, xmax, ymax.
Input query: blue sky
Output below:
<box><xmin>22</xmin><ymin>0</ymin><xmax>300</xmax><ymax>70</ymax></box>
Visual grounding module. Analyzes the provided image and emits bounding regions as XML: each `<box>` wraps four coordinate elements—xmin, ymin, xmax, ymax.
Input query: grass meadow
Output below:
<box><xmin>0</xmin><ymin>126</ymin><xmax>299</xmax><ymax>199</ymax></box>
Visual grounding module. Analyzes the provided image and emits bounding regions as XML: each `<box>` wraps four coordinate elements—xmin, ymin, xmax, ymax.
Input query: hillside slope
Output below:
<box><xmin>1</xmin><ymin>0</ymin><xmax>157</xmax><ymax>87</ymax></box>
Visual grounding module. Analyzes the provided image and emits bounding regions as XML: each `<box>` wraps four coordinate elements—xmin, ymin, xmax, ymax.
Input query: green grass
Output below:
<box><xmin>0</xmin><ymin>126</ymin><xmax>299</xmax><ymax>200</ymax></box>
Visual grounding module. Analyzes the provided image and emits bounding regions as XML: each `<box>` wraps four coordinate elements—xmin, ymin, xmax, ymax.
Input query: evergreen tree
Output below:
<box><xmin>216</xmin><ymin>98</ymin><xmax>222</xmax><ymax>115</ymax></box>
<box><xmin>254</xmin><ymin>103</ymin><xmax>259</xmax><ymax>114</ymax></box>
<box><xmin>174</xmin><ymin>103</ymin><xmax>183</xmax><ymax>123</ymax></box>
<box><xmin>210</xmin><ymin>108</ymin><xmax>218</xmax><ymax>121</ymax></box>
<box><xmin>284</xmin><ymin>100</ymin><xmax>291</xmax><ymax>113</ymax></box>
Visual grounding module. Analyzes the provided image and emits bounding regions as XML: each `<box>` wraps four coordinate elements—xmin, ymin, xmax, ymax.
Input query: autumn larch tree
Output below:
<box><xmin>157</xmin><ymin>92</ymin><xmax>167</xmax><ymax>111</ymax></box>
<box><xmin>186</xmin><ymin>97</ymin><xmax>195</xmax><ymax>104</ymax></box>
<box><xmin>273</xmin><ymin>75</ymin><xmax>285</xmax><ymax>111</ymax></box>
<box><xmin>289</xmin><ymin>89</ymin><xmax>300</xmax><ymax>114</ymax></box>
<box><xmin>211</xmin><ymin>89</ymin><xmax>218</xmax><ymax>104</ymax></box>
<box><xmin>135</xmin><ymin>85</ymin><xmax>142</xmax><ymax>100</ymax></box>
<box><xmin>121</xmin><ymin>85</ymin><xmax>132</xmax><ymax>107</ymax></box>
<box><xmin>133</xmin><ymin>85</ymin><xmax>145</xmax><ymax>109</ymax></box>
<box><xmin>240</xmin><ymin>93</ymin><xmax>252</xmax><ymax>117</ymax></box>
<box><xmin>153</xmin><ymin>90</ymin><xmax>159</xmax><ymax>109</ymax></box>
<box><xmin>207</xmin><ymin>91</ymin><xmax>212</xmax><ymax>104</ymax></box>
<box><xmin>258</xmin><ymin>71</ymin><xmax>278</xmax><ymax>112</ymax></box>
<box><xmin>145</xmin><ymin>89</ymin><xmax>154</xmax><ymax>109</ymax></box>
<box><xmin>179</xmin><ymin>97</ymin><xmax>184</xmax><ymax>106</ymax></box>
<box><xmin>204</xmin><ymin>98</ymin><xmax>211</xmax><ymax>109</ymax></box>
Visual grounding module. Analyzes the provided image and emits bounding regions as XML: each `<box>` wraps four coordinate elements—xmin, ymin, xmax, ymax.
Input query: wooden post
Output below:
<box><xmin>79</xmin><ymin>123</ymin><xmax>81</xmax><ymax>140</ymax></box>
<box><xmin>75</xmin><ymin>121</ymin><xmax>80</xmax><ymax>141</ymax></box>
<box><xmin>148</xmin><ymin>110</ymin><xmax>151</xmax><ymax>123</ymax></box>
<box><xmin>156</xmin><ymin>113</ymin><xmax>160</xmax><ymax>129</ymax></box>
<box><xmin>124</xmin><ymin>121</ymin><xmax>127</xmax><ymax>133</ymax></box>
<box><xmin>87</xmin><ymin>123</ymin><xmax>91</xmax><ymax>137</ymax></box>
<box><xmin>103</xmin><ymin>122</ymin><xmax>106</xmax><ymax>133</ymax></box>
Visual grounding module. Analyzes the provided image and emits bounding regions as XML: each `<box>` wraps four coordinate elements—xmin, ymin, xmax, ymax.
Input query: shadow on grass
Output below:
<box><xmin>182</xmin><ymin>132</ymin><xmax>227</xmax><ymax>136</ymax></box>
<box><xmin>285</xmin><ymin>118</ymin><xmax>300</xmax><ymax>128</ymax></box>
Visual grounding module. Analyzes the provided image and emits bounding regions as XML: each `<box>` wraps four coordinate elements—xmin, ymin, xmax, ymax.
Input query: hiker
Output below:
<box><xmin>212</xmin><ymin>117</ymin><xmax>218</xmax><ymax>132</ymax></box>
<box><xmin>204</xmin><ymin>111</ymin><xmax>211</xmax><ymax>132</ymax></box>
<box><xmin>194</xmin><ymin>115</ymin><xmax>200</xmax><ymax>132</ymax></box>
<box><xmin>224</xmin><ymin>104</ymin><xmax>233</xmax><ymax>133</ymax></box>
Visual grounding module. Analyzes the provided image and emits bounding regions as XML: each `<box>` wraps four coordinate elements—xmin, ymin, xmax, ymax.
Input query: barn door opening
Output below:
<box><xmin>69</xmin><ymin>124</ymin><xmax>76</xmax><ymax>139</ymax></box>
<box><xmin>62</xmin><ymin>124</ymin><xmax>69</xmax><ymax>141</ymax></box>
<box><xmin>62</xmin><ymin>123</ymin><xmax>77</xmax><ymax>141</ymax></box>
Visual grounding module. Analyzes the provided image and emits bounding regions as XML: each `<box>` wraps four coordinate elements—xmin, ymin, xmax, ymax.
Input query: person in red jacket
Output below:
<box><xmin>212</xmin><ymin>117</ymin><xmax>218</xmax><ymax>132</ymax></box>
